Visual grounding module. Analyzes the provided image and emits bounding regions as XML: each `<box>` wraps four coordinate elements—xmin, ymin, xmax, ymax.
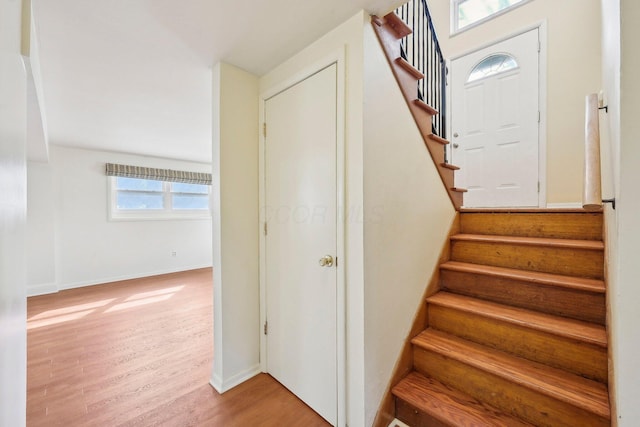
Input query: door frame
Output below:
<box><xmin>258</xmin><ymin>48</ymin><xmax>346</xmax><ymax>426</ymax></box>
<box><xmin>447</xmin><ymin>22</ymin><xmax>548</xmax><ymax>208</ymax></box>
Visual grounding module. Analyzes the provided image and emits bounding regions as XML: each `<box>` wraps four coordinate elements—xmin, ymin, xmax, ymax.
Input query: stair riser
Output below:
<box><xmin>450</xmin><ymin>241</ymin><xmax>604</xmax><ymax>279</ymax></box>
<box><xmin>440</xmin><ymin>269</ymin><xmax>606</xmax><ymax>324</ymax></box>
<box><xmin>428</xmin><ymin>305</ymin><xmax>608</xmax><ymax>383</ymax></box>
<box><xmin>460</xmin><ymin>213</ymin><xmax>603</xmax><ymax>240</ymax></box>
<box><xmin>413</xmin><ymin>348</ymin><xmax>609</xmax><ymax>427</ymax></box>
<box><xmin>396</xmin><ymin>399</ymin><xmax>449</xmax><ymax>427</ymax></box>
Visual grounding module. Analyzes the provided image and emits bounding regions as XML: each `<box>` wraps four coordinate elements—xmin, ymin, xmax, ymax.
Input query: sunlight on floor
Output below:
<box><xmin>27</xmin><ymin>286</ymin><xmax>186</xmax><ymax>328</ymax></box>
<box><xmin>27</xmin><ymin>309</ymin><xmax>96</xmax><ymax>329</ymax></box>
<box><xmin>124</xmin><ymin>285</ymin><xmax>185</xmax><ymax>302</ymax></box>
<box><xmin>28</xmin><ymin>299</ymin><xmax>116</xmax><ymax>321</ymax></box>
<box><xmin>105</xmin><ymin>293</ymin><xmax>177</xmax><ymax>313</ymax></box>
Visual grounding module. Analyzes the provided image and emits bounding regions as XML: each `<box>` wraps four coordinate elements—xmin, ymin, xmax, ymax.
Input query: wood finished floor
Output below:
<box><xmin>27</xmin><ymin>268</ymin><xmax>330</xmax><ymax>426</ymax></box>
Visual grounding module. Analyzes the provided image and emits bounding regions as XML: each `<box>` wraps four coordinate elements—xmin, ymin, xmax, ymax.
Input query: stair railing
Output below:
<box><xmin>395</xmin><ymin>0</ymin><xmax>447</xmax><ymax>140</ymax></box>
<box><xmin>583</xmin><ymin>93</ymin><xmax>615</xmax><ymax>210</ymax></box>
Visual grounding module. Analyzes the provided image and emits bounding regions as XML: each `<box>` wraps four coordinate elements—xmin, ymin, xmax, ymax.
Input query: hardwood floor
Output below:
<box><xmin>27</xmin><ymin>268</ymin><xmax>330</xmax><ymax>426</ymax></box>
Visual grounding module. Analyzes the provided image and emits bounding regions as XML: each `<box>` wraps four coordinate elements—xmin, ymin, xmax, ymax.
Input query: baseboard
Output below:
<box><xmin>546</xmin><ymin>202</ymin><xmax>582</xmax><ymax>209</ymax></box>
<box><xmin>57</xmin><ymin>264</ymin><xmax>213</xmax><ymax>292</ymax></box>
<box><xmin>27</xmin><ymin>282</ymin><xmax>58</xmax><ymax>297</ymax></box>
<box><xmin>209</xmin><ymin>364</ymin><xmax>261</xmax><ymax>394</ymax></box>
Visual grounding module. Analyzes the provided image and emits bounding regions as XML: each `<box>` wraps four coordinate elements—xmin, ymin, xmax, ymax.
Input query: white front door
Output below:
<box><xmin>264</xmin><ymin>64</ymin><xmax>338</xmax><ymax>425</ymax></box>
<box><xmin>451</xmin><ymin>29</ymin><xmax>540</xmax><ymax>208</ymax></box>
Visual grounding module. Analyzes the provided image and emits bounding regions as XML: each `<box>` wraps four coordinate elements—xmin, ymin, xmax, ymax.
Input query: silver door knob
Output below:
<box><xmin>319</xmin><ymin>255</ymin><xmax>334</xmax><ymax>267</ymax></box>
<box><xmin>453</xmin><ymin>143</ymin><xmax>460</xmax><ymax>148</ymax></box>
<box><xmin>453</xmin><ymin>132</ymin><xmax>459</xmax><ymax>138</ymax></box>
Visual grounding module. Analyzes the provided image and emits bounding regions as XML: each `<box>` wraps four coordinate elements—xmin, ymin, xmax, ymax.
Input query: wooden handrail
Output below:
<box><xmin>583</xmin><ymin>94</ymin><xmax>602</xmax><ymax>211</ymax></box>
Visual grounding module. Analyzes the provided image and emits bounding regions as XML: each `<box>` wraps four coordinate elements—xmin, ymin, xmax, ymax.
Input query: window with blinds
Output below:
<box><xmin>106</xmin><ymin>163</ymin><xmax>212</xmax><ymax>220</ymax></box>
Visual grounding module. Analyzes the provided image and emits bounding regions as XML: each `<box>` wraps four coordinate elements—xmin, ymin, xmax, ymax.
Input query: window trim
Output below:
<box><xmin>108</xmin><ymin>177</ymin><xmax>212</xmax><ymax>221</ymax></box>
<box><xmin>451</xmin><ymin>0</ymin><xmax>533</xmax><ymax>36</ymax></box>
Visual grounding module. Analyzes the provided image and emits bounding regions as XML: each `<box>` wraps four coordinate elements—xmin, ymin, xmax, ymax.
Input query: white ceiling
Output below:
<box><xmin>31</xmin><ymin>0</ymin><xmax>401</xmax><ymax>164</ymax></box>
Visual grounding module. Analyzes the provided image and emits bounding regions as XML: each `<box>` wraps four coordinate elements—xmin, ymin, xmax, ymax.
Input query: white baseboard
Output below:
<box><xmin>388</xmin><ymin>419</ymin><xmax>411</xmax><ymax>427</ymax></box>
<box><xmin>546</xmin><ymin>202</ymin><xmax>582</xmax><ymax>209</ymax></box>
<box><xmin>209</xmin><ymin>364</ymin><xmax>261</xmax><ymax>394</ymax></box>
<box><xmin>27</xmin><ymin>282</ymin><xmax>58</xmax><ymax>297</ymax></box>
<box><xmin>57</xmin><ymin>264</ymin><xmax>213</xmax><ymax>293</ymax></box>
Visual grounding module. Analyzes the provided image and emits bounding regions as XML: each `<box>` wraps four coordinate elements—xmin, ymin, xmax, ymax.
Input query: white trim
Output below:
<box><xmin>537</xmin><ymin>21</ymin><xmax>548</xmax><ymax>208</ymax></box>
<box><xmin>55</xmin><ymin>264</ymin><xmax>212</xmax><ymax>293</ymax></box>
<box><xmin>546</xmin><ymin>202</ymin><xmax>583</xmax><ymax>209</ymax></box>
<box><xmin>450</xmin><ymin>0</ymin><xmax>534</xmax><ymax>36</ymax></box>
<box><xmin>258</xmin><ymin>47</ymin><xmax>347</xmax><ymax>427</ymax></box>
<box><xmin>448</xmin><ymin>22</ymin><xmax>548</xmax><ymax>208</ymax></box>
<box><xmin>449</xmin><ymin>21</ymin><xmax>546</xmax><ymax>62</ymax></box>
<box><xmin>209</xmin><ymin>364</ymin><xmax>261</xmax><ymax>394</ymax></box>
<box><xmin>27</xmin><ymin>282</ymin><xmax>58</xmax><ymax>297</ymax></box>
<box><xmin>388</xmin><ymin>419</ymin><xmax>411</xmax><ymax>427</ymax></box>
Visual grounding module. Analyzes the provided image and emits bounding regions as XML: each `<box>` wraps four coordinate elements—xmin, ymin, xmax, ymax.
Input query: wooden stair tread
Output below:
<box><xmin>394</xmin><ymin>57</ymin><xmax>424</xmax><ymax>80</ymax></box>
<box><xmin>452</xmin><ymin>187</ymin><xmax>467</xmax><ymax>193</ymax></box>
<box><xmin>412</xmin><ymin>330</ymin><xmax>610</xmax><ymax>420</ymax></box>
<box><xmin>451</xmin><ymin>233</ymin><xmax>604</xmax><ymax>250</ymax></box>
<box><xmin>375</xmin><ymin>13</ymin><xmax>412</xmax><ymax>39</ymax></box>
<box><xmin>428</xmin><ymin>133</ymin><xmax>449</xmax><ymax>145</ymax></box>
<box><xmin>440</xmin><ymin>261</ymin><xmax>605</xmax><ymax>293</ymax></box>
<box><xmin>393</xmin><ymin>371</ymin><xmax>535</xmax><ymax>427</ymax></box>
<box><xmin>427</xmin><ymin>292</ymin><xmax>607</xmax><ymax>347</ymax></box>
<box><xmin>440</xmin><ymin>162</ymin><xmax>460</xmax><ymax>170</ymax></box>
<box><xmin>413</xmin><ymin>99</ymin><xmax>439</xmax><ymax>115</ymax></box>
<box><xmin>460</xmin><ymin>208</ymin><xmax>600</xmax><ymax>213</ymax></box>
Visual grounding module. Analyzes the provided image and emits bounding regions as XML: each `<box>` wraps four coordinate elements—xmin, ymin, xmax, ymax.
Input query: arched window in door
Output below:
<box><xmin>467</xmin><ymin>54</ymin><xmax>518</xmax><ymax>83</ymax></box>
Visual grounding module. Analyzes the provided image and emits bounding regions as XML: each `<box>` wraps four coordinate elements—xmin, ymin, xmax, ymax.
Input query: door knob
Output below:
<box><xmin>453</xmin><ymin>143</ymin><xmax>460</xmax><ymax>148</ymax></box>
<box><xmin>453</xmin><ymin>132</ymin><xmax>459</xmax><ymax>138</ymax></box>
<box><xmin>319</xmin><ymin>255</ymin><xmax>334</xmax><ymax>267</ymax></box>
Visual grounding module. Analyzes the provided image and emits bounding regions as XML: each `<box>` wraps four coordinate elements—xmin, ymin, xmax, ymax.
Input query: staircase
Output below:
<box><xmin>371</xmin><ymin>12</ymin><xmax>466</xmax><ymax>209</ymax></box>
<box><xmin>392</xmin><ymin>209</ymin><xmax>610</xmax><ymax>427</ymax></box>
<box><xmin>371</xmin><ymin>6</ymin><xmax>611</xmax><ymax>426</ymax></box>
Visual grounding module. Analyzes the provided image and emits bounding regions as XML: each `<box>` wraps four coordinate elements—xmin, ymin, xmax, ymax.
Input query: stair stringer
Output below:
<box><xmin>371</xmin><ymin>14</ymin><xmax>464</xmax><ymax>210</ymax></box>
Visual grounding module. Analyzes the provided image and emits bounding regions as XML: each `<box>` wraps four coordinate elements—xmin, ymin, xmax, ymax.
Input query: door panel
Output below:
<box><xmin>264</xmin><ymin>64</ymin><xmax>338</xmax><ymax>425</ymax></box>
<box><xmin>452</xmin><ymin>29</ymin><xmax>540</xmax><ymax>207</ymax></box>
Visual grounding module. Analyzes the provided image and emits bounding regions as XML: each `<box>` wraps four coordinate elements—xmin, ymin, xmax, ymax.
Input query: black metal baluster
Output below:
<box><xmin>395</xmin><ymin>0</ymin><xmax>448</xmax><ymax>146</ymax></box>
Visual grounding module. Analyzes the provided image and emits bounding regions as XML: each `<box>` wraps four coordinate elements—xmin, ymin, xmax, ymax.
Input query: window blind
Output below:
<box><xmin>105</xmin><ymin>163</ymin><xmax>212</xmax><ymax>185</ymax></box>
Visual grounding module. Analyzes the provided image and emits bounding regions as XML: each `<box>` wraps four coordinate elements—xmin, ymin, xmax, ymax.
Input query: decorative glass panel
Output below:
<box><xmin>467</xmin><ymin>54</ymin><xmax>518</xmax><ymax>83</ymax></box>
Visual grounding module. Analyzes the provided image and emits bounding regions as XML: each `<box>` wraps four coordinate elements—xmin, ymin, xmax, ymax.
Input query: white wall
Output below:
<box><xmin>601</xmin><ymin>0</ymin><xmax>640</xmax><ymax>425</ymax></box>
<box><xmin>26</xmin><ymin>145</ymin><xmax>213</xmax><ymax>294</ymax></box>
<box><xmin>259</xmin><ymin>12</ymin><xmax>367</xmax><ymax>426</ymax></box>
<box><xmin>362</xmin><ymin>22</ymin><xmax>456</xmax><ymax>426</ymax></box>
<box><xmin>26</xmin><ymin>161</ymin><xmax>56</xmax><ymax>294</ymax></box>
<box><xmin>210</xmin><ymin>62</ymin><xmax>261</xmax><ymax>393</ymax></box>
<box><xmin>428</xmin><ymin>0</ymin><xmax>602</xmax><ymax>204</ymax></box>
<box><xmin>0</xmin><ymin>0</ymin><xmax>28</xmax><ymax>424</ymax></box>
